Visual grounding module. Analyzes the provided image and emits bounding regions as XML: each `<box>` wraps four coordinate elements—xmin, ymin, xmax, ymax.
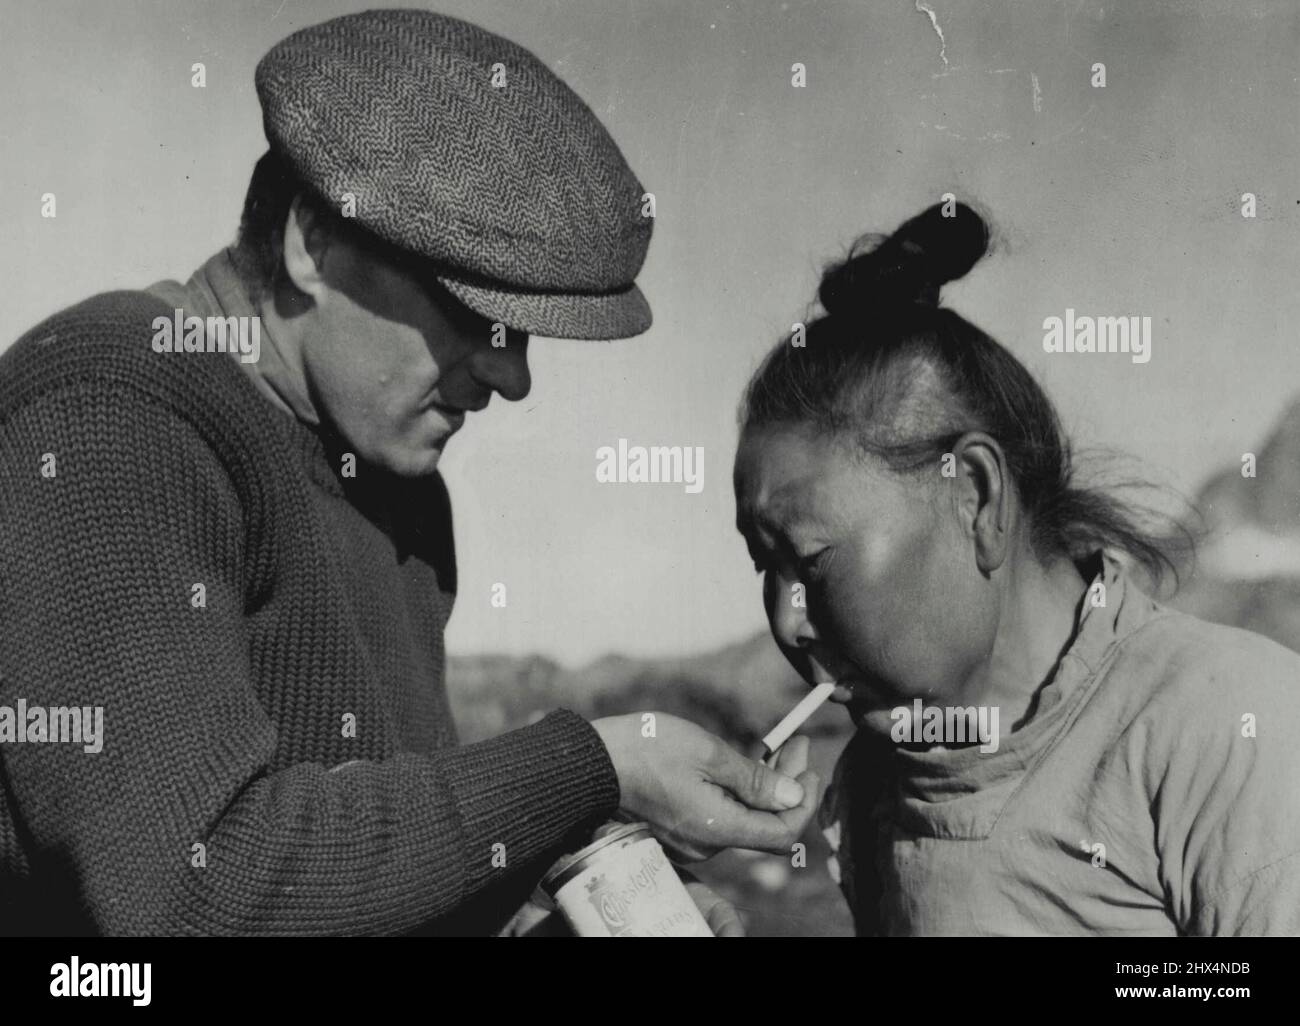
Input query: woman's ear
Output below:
<box><xmin>950</xmin><ymin>432</ymin><xmax>1011</xmax><ymax>575</ymax></box>
<box><xmin>280</xmin><ymin>195</ymin><xmax>331</xmax><ymax>301</ymax></box>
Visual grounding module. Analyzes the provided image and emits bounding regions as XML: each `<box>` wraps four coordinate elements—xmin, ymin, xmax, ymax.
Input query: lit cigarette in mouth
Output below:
<box><xmin>761</xmin><ymin>681</ymin><xmax>836</xmax><ymax>766</ymax></box>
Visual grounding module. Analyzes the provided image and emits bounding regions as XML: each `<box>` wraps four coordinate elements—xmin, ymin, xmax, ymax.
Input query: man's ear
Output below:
<box><xmin>951</xmin><ymin>432</ymin><xmax>1011</xmax><ymax>575</ymax></box>
<box><xmin>280</xmin><ymin>195</ymin><xmax>330</xmax><ymax>300</ymax></box>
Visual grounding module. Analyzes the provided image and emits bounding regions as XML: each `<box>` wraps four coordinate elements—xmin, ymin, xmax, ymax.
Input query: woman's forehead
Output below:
<box><xmin>734</xmin><ymin>425</ymin><xmax>909</xmax><ymax>535</ymax></box>
<box><xmin>734</xmin><ymin>432</ymin><xmax>845</xmax><ymax>528</ymax></box>
<box><xmin>734</xmin><ymin>423</ymin><xmax>856</xmax><ymax>488</ymax></box>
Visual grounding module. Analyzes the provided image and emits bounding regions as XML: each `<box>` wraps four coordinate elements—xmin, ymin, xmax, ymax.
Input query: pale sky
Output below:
<box><xmin>3</xmin><ymin>0</ymin><xmax>1298</xmax><ymax>666</ymax></box>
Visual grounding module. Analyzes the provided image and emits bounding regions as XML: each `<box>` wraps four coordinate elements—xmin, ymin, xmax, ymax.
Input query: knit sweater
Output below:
<box><xmin>0</xmin><ymin>289</ymin><xmax>619</xmax><ymax>935</ymax></box>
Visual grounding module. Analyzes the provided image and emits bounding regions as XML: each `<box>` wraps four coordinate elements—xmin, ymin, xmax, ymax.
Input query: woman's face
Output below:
<box><xmin>733</xmin><ymin>422</ymin><xmax>996</xmax><ymax>735</ymax></box>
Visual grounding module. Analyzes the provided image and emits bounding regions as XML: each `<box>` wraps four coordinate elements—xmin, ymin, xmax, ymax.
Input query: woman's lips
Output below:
<box><xmin>824</xmin><ymin>677</ymin><xmax>888</xmax><ymax>706</ymax></box>
<box><xmin>803</xmin><ymin>653</ymin><xmax>888</xmax><ymax>705</ymax></box>
<box><xmin>806</xmin><ymin>679</ymin><xmax>862</xmax><ymax>704</ymax></box>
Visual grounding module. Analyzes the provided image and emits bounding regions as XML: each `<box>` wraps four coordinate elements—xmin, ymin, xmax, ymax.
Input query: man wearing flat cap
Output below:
<box><xmin>0</xmin><ymin>9</ymin><xmax>818</xmax><ymax>935</ymax></box>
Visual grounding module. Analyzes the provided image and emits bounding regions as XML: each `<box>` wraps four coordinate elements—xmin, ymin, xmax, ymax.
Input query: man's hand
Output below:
<box><xmin>591</xmin><ymin>713</ymin><xmax>821</xmax><ymax>861</ymax></box>
<box><xmin>680</xmin><ymin>875</ymin><xmax>745</xmax><ymax>937</ymax></box>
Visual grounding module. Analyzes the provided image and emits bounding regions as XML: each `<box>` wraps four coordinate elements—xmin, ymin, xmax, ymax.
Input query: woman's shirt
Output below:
<box><xmin>821</xmin><ymin>553</ymin><xmax>1300</xmax><ymax>935</ymax></box>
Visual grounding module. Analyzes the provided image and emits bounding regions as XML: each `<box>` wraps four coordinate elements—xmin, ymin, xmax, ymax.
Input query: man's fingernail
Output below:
<box><xmin>775</xmin><ymin>777</ymin><xmax>804</xmax><ymax>808</ymax></box>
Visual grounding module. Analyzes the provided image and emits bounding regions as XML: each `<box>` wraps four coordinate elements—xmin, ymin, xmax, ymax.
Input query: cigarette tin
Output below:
<box><xmin>540</xmin><ymin>822</ymin><xmax>714</xmax><ymax>937</ymax></box>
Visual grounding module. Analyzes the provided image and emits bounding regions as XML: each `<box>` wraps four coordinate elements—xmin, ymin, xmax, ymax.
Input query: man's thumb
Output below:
<box><xmin>712</xmin><ymin>746</ymin><xmax>805</xmax><ymax>811</ymax></box>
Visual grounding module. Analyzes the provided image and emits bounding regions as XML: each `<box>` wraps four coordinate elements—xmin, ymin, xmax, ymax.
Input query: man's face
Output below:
<box><xmin>296</xmin><ymin>220</ymin><xmax>531</xmax><ymax>477</ymax></box>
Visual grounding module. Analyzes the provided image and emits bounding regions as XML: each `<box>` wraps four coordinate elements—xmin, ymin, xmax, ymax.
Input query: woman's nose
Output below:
<box><xmin>768</xmin><ymin>574</ymin><xmax>819</xmax><ymax>652</ymax></box>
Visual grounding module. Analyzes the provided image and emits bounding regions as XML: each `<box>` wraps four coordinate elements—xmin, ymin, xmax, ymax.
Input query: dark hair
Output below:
<box><xmin>229</xmin><ymin>150</ymin><xmax>472</xmax><ymax>316</ymax></box>
<box><xmin>230</xmin><ymin>150</ymin><xmax>337</xmax><ymax>303</ymax></box>
<box><xmin>740</xmin><ymin>201</ymin><xmax>1194</xmax><ymax>592</ymax></box>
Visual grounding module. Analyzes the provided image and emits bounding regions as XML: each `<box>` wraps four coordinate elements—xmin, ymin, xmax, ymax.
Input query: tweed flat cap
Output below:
<box><xmin>255</xmin><ymin>9</ymin><xmax>652</xmax><ymax>340</ymax></box>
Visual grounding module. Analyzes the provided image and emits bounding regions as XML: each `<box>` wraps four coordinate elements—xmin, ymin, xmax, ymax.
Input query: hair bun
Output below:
<box><xmin>818</xmin><ymin>201</ymin><xmax>990</xmax><ymax>317</ymax></box>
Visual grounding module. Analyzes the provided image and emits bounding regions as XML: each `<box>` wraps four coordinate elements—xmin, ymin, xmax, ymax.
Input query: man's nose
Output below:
<box><xmin>470</xmin><ymin>338</ymin><xmax>532</xmax><ymax>402</ymax></box>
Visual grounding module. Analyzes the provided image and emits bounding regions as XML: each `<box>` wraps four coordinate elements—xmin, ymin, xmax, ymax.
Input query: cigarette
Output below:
<box><xmin>761</xmin><ymin>681</ymin><xmax>836</xmax><ymax>765</ymax></box>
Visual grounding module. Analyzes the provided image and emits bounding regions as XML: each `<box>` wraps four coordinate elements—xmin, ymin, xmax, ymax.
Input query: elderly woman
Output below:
<box><xmin>733</xmin><ymin>202</ymin><xmax>1300</xmax><ymax>935</ymax></box>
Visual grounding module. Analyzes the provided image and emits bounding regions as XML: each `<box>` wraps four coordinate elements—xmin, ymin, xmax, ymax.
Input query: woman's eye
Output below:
<box><xmin>798</xmin><ymin>548</ymin><xmax>831</xmax><ymax>580</ymax></box>
<box><xmin>750</xmin><ymin>547</ymin><xmax>830</xmax><ymax>579</ymax></box>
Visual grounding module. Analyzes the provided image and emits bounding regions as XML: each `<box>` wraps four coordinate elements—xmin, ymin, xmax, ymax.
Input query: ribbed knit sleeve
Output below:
<box><xmin>0</xmin><ymin>380</ymin><xmax>619</xmax><ymax>935</ymax></box>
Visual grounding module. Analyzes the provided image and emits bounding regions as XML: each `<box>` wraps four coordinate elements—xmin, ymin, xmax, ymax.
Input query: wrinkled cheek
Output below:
<box><xmin>823</xmin><ymin>589</ymin><xmax>894</xmax><ymax>683</ymax></box>
<box><xmin>823</xmin><ymin>543</ymin><xmax>934</xmax><ymax>692</ymax></box>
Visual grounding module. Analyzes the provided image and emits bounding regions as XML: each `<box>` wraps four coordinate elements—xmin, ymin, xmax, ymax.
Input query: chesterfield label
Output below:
<box><xmin>543</xmin><ymin>823</ymin><xmax>713</xmax><ymax>937</ymax></box>
<box><xmin>584</xmin><ymin>850</ymin><xmax>666</xmax><ymax>934</ymax></box>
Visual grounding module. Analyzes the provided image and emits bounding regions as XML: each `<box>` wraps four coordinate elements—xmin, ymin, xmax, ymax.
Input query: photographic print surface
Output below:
<box><xmin>1</xmin><ymin>0</ymin><xmax>1297</xmax><ymax>965</ymax></box>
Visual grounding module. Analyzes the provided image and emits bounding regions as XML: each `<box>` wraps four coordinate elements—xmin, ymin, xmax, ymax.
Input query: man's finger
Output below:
<box><xmin>655</xmin><ymin>835</ymin><xmax>713</xmax><ymax>863</ymax></box>
<box><xmin>686</xmin><ymin>782</ymin><xmax>814</xmax><ymax>853</ymax></box>
<box><xmin>707</xmin><ymin>740</ymin><xmax>805</xmax><ymax>812</ymax></box>
<box><xmin>771</xmin><ymin>768</ymin><xmax>822</xmax><ymax>838</ymax></box>
<box><xmin>772</xmin><ymin>735</ymin><xmax>810</xmax><ymax>778</ymax></box>
<box><xmin>684</xmin><ymin>880</ymin><xmax>745</xmax><ymax>937</ymax></box>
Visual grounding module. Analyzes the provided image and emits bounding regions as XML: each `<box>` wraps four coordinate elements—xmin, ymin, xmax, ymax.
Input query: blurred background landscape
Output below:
<box><xmin>448</xmin><ymin>397</ymin><xmax>1300</xmax><ymax>936</ymax></box>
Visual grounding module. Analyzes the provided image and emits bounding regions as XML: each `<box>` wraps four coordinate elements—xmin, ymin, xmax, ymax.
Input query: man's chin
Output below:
<box><xmin>406</xmin><ymin>447</ymin><xmax>445</xmax><ymax>477</ymax></box>
<box><xmin>377</xmin><ymin>441</ymin><xmax>445</xmax><ymax>478</ymax></box>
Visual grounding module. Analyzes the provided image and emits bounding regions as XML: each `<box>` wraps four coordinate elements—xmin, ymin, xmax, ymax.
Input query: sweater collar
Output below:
<box><xmin>145</xmin><ymin>251</ymin><xmax>343</xmax><ymax>498</ymax></box>
<box><xmin>151</xmin><ymin>249</ymin><xmax>321</xmax><ymax>428</ymax></box>
<box><xmin>145</xmin><ymin>254</ymin><xmax>433</xmax><ymax>546</ymax></box>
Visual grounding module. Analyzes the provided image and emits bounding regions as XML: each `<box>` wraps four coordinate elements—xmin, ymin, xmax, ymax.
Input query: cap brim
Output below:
<box><xmin>438</xmin><ymin>276</ymin><xmax>651</xmax><ymax>341</ymax></box>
